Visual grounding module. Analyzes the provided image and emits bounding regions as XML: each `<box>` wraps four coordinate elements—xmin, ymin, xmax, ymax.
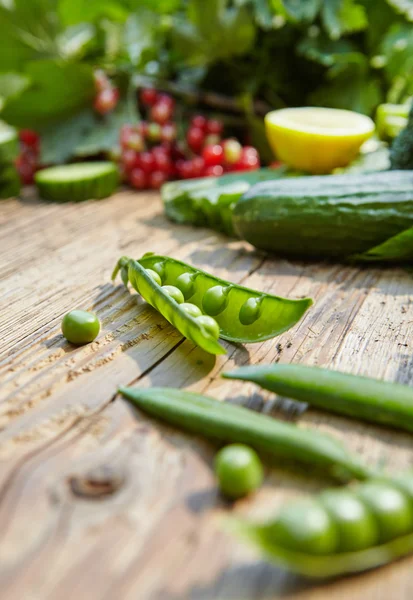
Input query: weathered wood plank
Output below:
<box><xmin>1</xmin><ymin>191</ymin><xmax>413</xmax><ymax>600</ymax></box>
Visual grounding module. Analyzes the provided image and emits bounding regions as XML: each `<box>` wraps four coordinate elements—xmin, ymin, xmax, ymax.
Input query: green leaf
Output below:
<box><xmin>298</xmin><ymin>35</ymin><xmax>359</xmax><ymax>67</ymax></box>
<box><xmin>58</xmin><ymin>0</ymin><xmax>129</xmax><ymax>26</ymax></box>
<box><xmin>56</xmin><ymin>24</ymin><xmax>96</xmax><ymax>59</ymax></box>
<box><xmin>172</xmin><ymin>0</ymin><xmax>255</xmax><ymax>65</ymax></box>
<box><xmin>386</xmin><ymin>0</ymin><xmax>413</xmax><ymax>21</ymax></box>
<box><xmin>321</xmin><ymin>0</ymin><xmax>368</xmax><ymax>39</ymax></box>
<box><xmin>381</xmin><ymin>23</ymin><xmax>413</xmax><ymax>101</ymax></box>
<box><xmin>1</xmin><ymin>60</ymin><xmax>95</xmax><ymax>129</ymax></box>
<box><xmin>123</xmin><ymin>12</ymin><xmax>156</xmax><ymax>66</ymax></box>
<box><xmin>39</xmin><ymin>109</ymin><xmax>96</xmax><ymax>164</ymax></box>
<box><xmin>75</xmin><ymin>98</ymin><xmax>139</xmax><ymax>156</ymax></box>
<box><xmin>281</xmin><ymin>0</ymin><xmax>322</xmax><ymax>21</ymax></box>
<box><xmin>0</xmin><ymin>73</ymin><xmax>30</xmax><ymax>111</ymax></box>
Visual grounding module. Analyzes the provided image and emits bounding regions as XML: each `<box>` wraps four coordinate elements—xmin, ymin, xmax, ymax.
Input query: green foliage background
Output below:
<box><xmin>1</xmin><ymin>0</ymin><xmax>412</xmax><ymax>162</ymax></box>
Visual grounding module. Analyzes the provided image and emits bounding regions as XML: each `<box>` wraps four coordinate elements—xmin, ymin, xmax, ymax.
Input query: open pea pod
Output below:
<box><xmin>112</xmin><ymin>256</ymin><xmax>226</xmax><ymax>355</ymax></box>
<box><xmin>137</xmin><ymin>253</ymin><xmax>313</xmax><ymax>343</ymax></box>
<box><xmin>227</xmin><ymin>473</ymin><xmax>413</xmax><ymax>578</ymax></box>
<box><xmin>228</xmin><ymin>520</ymin><xmax>413</xmax><ymax>578</ymax></box>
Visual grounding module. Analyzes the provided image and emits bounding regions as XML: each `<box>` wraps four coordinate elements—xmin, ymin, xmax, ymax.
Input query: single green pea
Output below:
<box><xmin>61</xmin><ymin>310</ymin><xmax>100</xmax><ymax>345</ymax></box>
<box><xmin>162</xmin><ymin>285</ymin><xmax>184</xmax><ymax>304</ymax></box>
<box><xmin>239</xmin><ymin>297</ymin><xmax>262</xmax><ymax>326</ymax></box>
<box><xmin>215</xmin><ymin>444</ymin><xmax>263</xmax><ymax>499</ymax></box>
<box><xmin>357</xmin><ymin>481</ymin><xmax>413</xmax><ymax>542</ymax></box>
<box><xmin>319</xmin><ymin>489</ymin><xmax>378</xmax><ymax>552</ymax></box>
<box><xmin>196</xmin><ymin>315</ymin><xmax>220</xmax><ymax>340</ymax></box>
<box><xmin>152</xmin><ymin>260</ymin><xmax>166</xmax><ymax>281</ymax></box>
<box><xmin>146</xmin><ymin>269</ymin><xmax>162</xmax><ymax>286</ymax></box>
<box><xmin>180</xmin><ymin>302</ymin><xmax>203</xmax><ymax>318</ymax></box>
<box><xmin>268</xmin><ymin>500</ymin><xmax>338</xmax><ymax>555</ymax></box>
<box><xmin>202</xmin><ymin>285</ymin><xmax>229</xmax><ymax>316</ymax></box>
<box><xmin>175</xmin><ymin>272</ymin><xmax>196</xmax><ymax>300</ymax></box>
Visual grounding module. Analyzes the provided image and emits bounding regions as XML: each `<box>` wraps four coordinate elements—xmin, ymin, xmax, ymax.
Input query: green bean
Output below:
<box><xmin>228</xmin><ymin>474</ymin><xmax>413</xmax><ymax>578</ymax></box>
<box><xmin>223</xmin><ymin>363</ymin><xmax>413</xmax><ymax>433</ymax></box>
<box><xmin>112</xmin><ymin>257</ymin><xmax>224</xmax><ymax>355</ymax></box>
<box><xmin>113</xmin><ymin>253</ymin><xmax>312</xmax><ymax>344</ymax></box>
<box><xmin>118</xmin><ymin>386</ymin><xmax>371</xmax><ymax>482</ymax></box>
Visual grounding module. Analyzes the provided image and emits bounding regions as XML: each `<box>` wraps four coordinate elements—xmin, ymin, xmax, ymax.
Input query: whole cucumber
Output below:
<box><xmin>233</xmin><ymin>171</ymin><xmax>413</xmax><ymax>259</ymax></box>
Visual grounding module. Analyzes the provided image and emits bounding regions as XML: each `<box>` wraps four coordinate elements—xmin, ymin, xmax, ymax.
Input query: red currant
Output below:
<box><xmin>177</xmin><ymin>160</ymin><xmax>194</xmax><ymax>179</ymax></box>
<box><xmin>234</xmin><ymin>147</ymin><xmax>260</xmax><ymax>171</ymax></box>
<box><xmin>161</xmin><ymin>123</ymin><xmax>177</xmax><ymax>143</ymax></box>
<box><xmin>94</xmin><ymin>87</ymin><xmax>119</xmax><ymax>115</ymax></box>
<box><xmin>130</xmin><ymin>168</ymin><xmax>147</xmax><ymax>190</ymax></box>
<box><xmin>140</xmin><ymin>88</ymin><xmax>158</xmax><ymax>106</ymax></box>
<box><xmin>171</xmin><ymin>142</ymin><xmax>186</xmax><ymax>162</ymax></box>
<box><xmin>204</xmin><ymin>165</ymin><xmax>224</xmax><ymax>177</ymax></box>
<box><xmin>149</xmin><ymin>170</ymin><xmax>168</xmax><ymax>189</ymax></box>
<box><xmin>191</xmin><ymin>115</ymin><xmax>207</xmax><ymax>131</ymax></box>
<box><xmin>152</xmin><ymin>146</ymin><xmax>172</xmax><ymax>173</ymax></box>
<box><xmin>223</xmin><ymin>139</ymin><xmax>242</xmax><ymax>165</ymax></box>
<box><xmin>147</xmin><ymin>122</ymin><xmax>162</xmax><ymax>142</ymax></box>
<box><xmin>151</xmin><ymin>101</ymin><xmax>173</xmax><ymax>125</ymax></box>
<box><xmin>139</xmin><ymin>151</ymin><xmax>156</xmax><ymax>174</ymax></box>
<box><xmin>186</xmin><ymin>127</ymin><xmax>205</xmax><ymax>153</ymax></box>
<box><xmin>19</xmin><ymin>129</ymin><xmax>39</xmax><ymax>150</ymax></box>
<box><xmin>15</xmin><ymin>156</ymin><xmax>35</xmax><ymax>185</ymax></box>
<box><xmin>207</xmin><ymin>119</ymin><xmax>223</xmax><ymax>135</ymax></box>
<box><xmin>202</xmin><ymin>144</ymin><xmax>224</xmax><ymax>167</ymax></box>
<box><xmin>122</xmin><ymin>149</ymin><xmax>138</xmax><ymax>171</ymax></box>
<box><xmin>157</xmin><ymin>93</ymin><xmax>175</xmax><ymax>110</ymax></box>
<box><xmin>192</xmin><ymin>156</ymin><xmax>205</xmax><ymax>178</ymax></box>
<box><xmin>122</xmin><ymin>129</ymin><xmax>144</xmax><ymax>152</ymax></box>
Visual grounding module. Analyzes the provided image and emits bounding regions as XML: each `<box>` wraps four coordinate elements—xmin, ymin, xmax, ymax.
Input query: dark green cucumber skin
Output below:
<box><xmin>36</xmin><ymin>170</ymin><xmax>119</xmax><ymax>202</ymax></box>
<box><xmin>233</xmin><ymin>171</ymin><xmax>413</xmax><ymax>259</ymax></box>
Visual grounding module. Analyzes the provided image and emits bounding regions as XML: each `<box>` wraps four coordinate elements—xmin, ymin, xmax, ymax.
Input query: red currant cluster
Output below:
<box><xmin>15</xmin><ymin>129</ymin><xmax>40</xmax><ymax>185</ymax></box>
<box><xmin>120</xmin><ymin>88</ymin><xmax>261</xmax><ymax>190</ymax></box>
<box><xmin>93</xmin><ymin>70</ymin><xmax>120</xmax><ymax>116</ymax></box>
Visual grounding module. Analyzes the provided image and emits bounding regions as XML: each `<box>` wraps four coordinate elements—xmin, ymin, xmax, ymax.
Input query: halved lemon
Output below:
<box><xmin>265</xmin><ymin>107</ymin><xmax>375</xmax><ymax>174</ymax></box>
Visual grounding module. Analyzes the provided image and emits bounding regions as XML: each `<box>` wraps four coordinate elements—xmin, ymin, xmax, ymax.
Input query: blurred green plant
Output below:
<box><xmin>0</xmin><ymin>0</ymin><xmax>412</xmax><ymax>162</ymax></box>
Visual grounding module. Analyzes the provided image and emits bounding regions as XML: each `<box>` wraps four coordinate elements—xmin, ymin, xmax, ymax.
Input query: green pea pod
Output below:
<box><xmin>118</xmin><ymin>386</ymin><xmax>372</xmax><ymax>481</ymax></box>
<box><xmin>354</xmin><ymin>226</ymin><xmax>413</xmax><ymax>262</ymax></box>
<box><xmin>112</xmin><ymin>256</ymin><xmax>225</xmax><ymax>355</ymax></box>
<box><xmin>133</xmin><ymin>254</ymin><xmax>312</xmax><ymax>343</ymax></box>
<box><xmin>223</xmin><ymin>364</ymin><xmax>413</xmax><ymax>433</ymax></box>
<box><xmin>227</xmin><ymin>474</ymin><xmax>413</xmax><ymax>578</ymax></box>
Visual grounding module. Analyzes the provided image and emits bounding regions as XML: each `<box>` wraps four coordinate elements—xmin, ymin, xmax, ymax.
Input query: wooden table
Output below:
<box><xmin>1</xmin><ymin>189</ymin><xmax>413</xmax><ymax>600</ymax></box>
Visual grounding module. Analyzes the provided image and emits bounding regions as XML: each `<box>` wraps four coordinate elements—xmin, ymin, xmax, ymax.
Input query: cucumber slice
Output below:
<box><xmin>35</xmin><ymin>162</ymin><xmax>119</xmax><ymax>202</ymax></box>
<box><xmin>0</xmin><ymin>122</ymin><xmax>18</xmax><ymax>164</ymax></box>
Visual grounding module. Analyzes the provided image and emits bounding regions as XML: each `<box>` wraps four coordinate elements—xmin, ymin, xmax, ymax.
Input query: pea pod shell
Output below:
<box><xmin>223</xmin><ymin>364</ymin><xmax>413</xmax><ymax>433</ymax></box>
<box><xmin>226</xmin><ymin>519</ymin><xmax>413</xmax><ymax>578</ymax></box>
<box><xmin>138</xmin><ymin>254</ymin><xmax>312</xmax><ymax>343</ymax></box>
<box><xmin>118</xmin><ymin>387</ymin><xmax>371</xmax><ymax>481</ymax></box>
<box><xmin>127</xmin><ymin>260</ymin><xmax>225</xmax><ymax>355</ymax></box>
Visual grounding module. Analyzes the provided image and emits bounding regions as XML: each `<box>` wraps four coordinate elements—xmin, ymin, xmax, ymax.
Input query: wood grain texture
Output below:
<box><xmin>1</xmin><ymin>189</ymin><xmax>413</xmax><ymax>600</ymax></box>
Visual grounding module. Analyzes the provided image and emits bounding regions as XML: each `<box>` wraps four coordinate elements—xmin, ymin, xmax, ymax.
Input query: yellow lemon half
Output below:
<box><xmin>265</xmin><ymin>107</ymin><xmax>375</xmax><ymax>174</ymax></box>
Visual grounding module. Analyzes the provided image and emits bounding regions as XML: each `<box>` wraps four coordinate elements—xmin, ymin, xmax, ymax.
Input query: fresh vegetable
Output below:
<box><xmin>113</xmin><ymin>253</ymin><xmax>312</xmax><ymax>345</ymax></box>
<box><xmin>215</xmin><ymin>444</ymin><xmax>263</xmax><ymax>499</ymax></box>
<box><xmin>162</xmin><ymin>167</ymin><xmax>288</xmax><ymax>237</ymax></box>
<box><xmin>265</xmin><ymin>108</ymin><xmax>375</xmax><ymax>174</ymax></box>
<box><xmin>229</xmin><ymin>474</ymin><xmax>413</xmax><ymax>578</ymax></box>
<box><xmin>233</xmin><ymin>171</ymin><xmax>413</xmax><ymax>260</ymax></box>
<box><xmin>118</xmin><ymin>387</ymin><xmax>371</xmax><ymax>482</ymax></box>
<box><xmin>223</xmin><ymin>364</ymin><xmax>413</xmax><ymax>434</ymax></box>
<box><xmin>61</xmin><ymin>310</ymin><xmax>100</xmax><ymax>345</ymax></box>
<box><xmin>35</xmin><ymin>162</ymin><xmax>119</xmax><ymax>202</ymax></box>
<box><xmin>390</xmin><ymin>102</ymin><xmax>413</xmax><ymax>170</ymax></box>
<box><xmin>376</xmin><ymin>103</ymin><xmax>410</xmax><ymax>141</ymax></box>
<box><xmin>112</xmin><ymin>256</ymin><xmax>225</xmax><ymax>356</ymax></box>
